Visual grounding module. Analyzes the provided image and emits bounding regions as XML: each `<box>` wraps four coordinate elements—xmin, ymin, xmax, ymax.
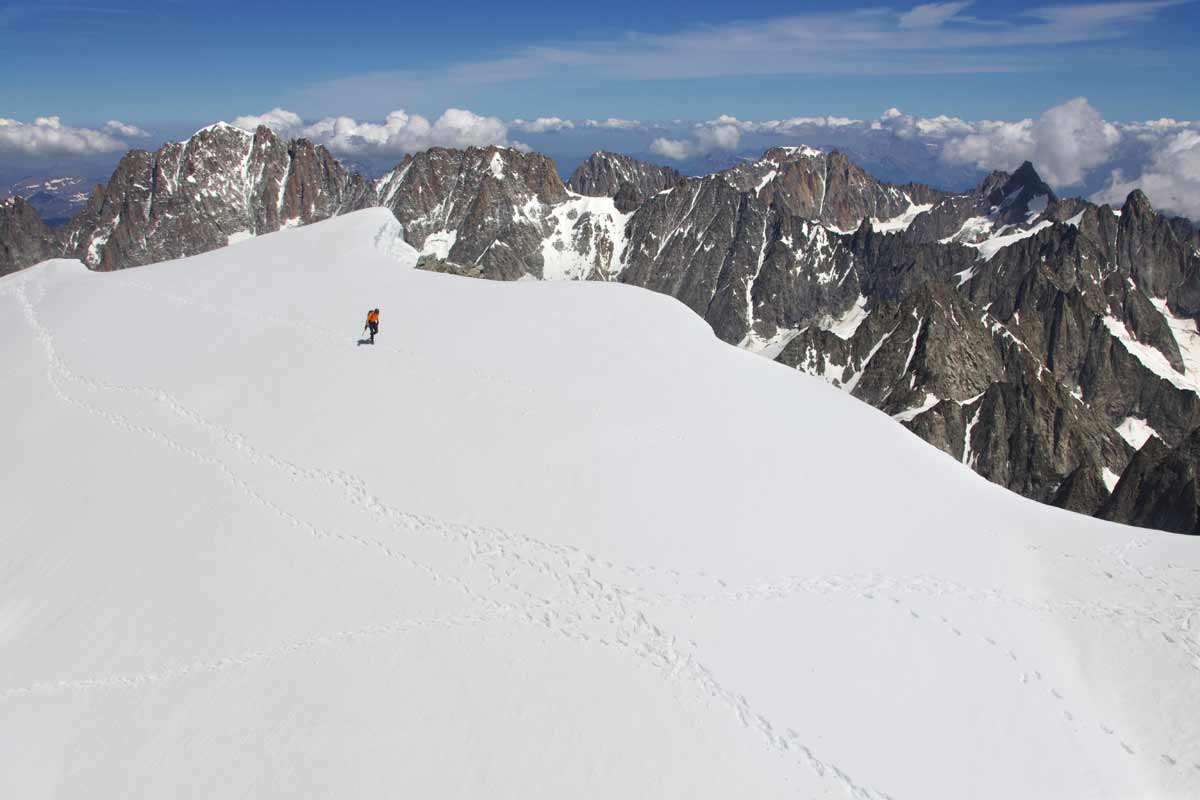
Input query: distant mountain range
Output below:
<box><xmin>1</xmin><ymin>175</ymin><xmax>100</xmax><ymax>226</ymax></box>
<box><xmin>4</xmin><ymin>122</ymin><xmax>1200</xmax><ymax>534</ymax></box>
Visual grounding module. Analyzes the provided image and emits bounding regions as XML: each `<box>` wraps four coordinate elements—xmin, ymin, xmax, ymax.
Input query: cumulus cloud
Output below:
<box><xmin>872</xmin><ymin>107</ymin><xmax>976</xmax><ymax>140</ymax></box>
<box><xmin>1094</xmin><ymin>127</ymin><xmax>1200</xmax><ymax>219</ymax></box>
<box><xmin>0</xmin><ymin>116</ymin><xmax>129</xmax><ymax>155</ymax></box>
<box><xmin>305</xmin><ymin>109</ymin><xmax>510</xmax><ymax>154</ymax></box>
<box><xmin>648</xmin><ymin>113</ymin><xmax>872</xmax><ymax>160</ymax></box>
<box><xmin>761</xmin><ymin>115</ymin><xmax>862</xmax><ymax>132</ymax></box>
<box><xmin>936</xmin><ymin>97</ymin><xmax>1120</xmax><ymax>186</ymax></box>
<box><xmin>232</xmin><ymin>107</ymin><xmax>514</xmax><ymax>154</ymax></box>
<box><xmin>695</xmin><ymin>117</ymin><xmax>742</xmax><ymax>150</ymax></box>
<box><xmin>648</xmin><ymin>138</ymin><xmax>695</xmax><ymax>160</ymax></box>
<box><xmin>231</xmin><ymin>107</ymin><xmax>304</xmax><ymax>137</ymax></box>
<box><xmin>867</xmin><ymin>99</ymin><xmax>1195</xmax><ymax>213</ymax></box>
<box><xmin>511</xmin><ymin>116</ymin><xmax>575</xmax><ymax>133</ymax></box>
<box><xmin>102</xmin><ymin>120</ymin><xmax>150</xmax><ymax>138</ymax></box>
<box><xmin>650</xmin><ymin>112</ymin><xmax>876</xmax><ymax>160</ymax></box>
<box><xmin>649</xmin><ymin>115</ymin><xmax>744</xmax><ymax>160</ymax></box>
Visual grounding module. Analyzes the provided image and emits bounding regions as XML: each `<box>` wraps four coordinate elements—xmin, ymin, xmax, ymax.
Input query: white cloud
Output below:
<box><xmin>1025</xmin><ymin>0</ymin><xmax>1184</xmax><ymax>27</ymax></box>
<box><xmin>649</xmin><ymin>137</ymin><xmax>696</xmax><ymax>160</ymax></box>
<box><xmin>898</xmin><ymin>1</ymin><xmax>972</xmax><ymax>29</ymax></box>
<box><xmin>648</xmin><ymin>115</ymin><xmax>744</xmax><ymax>160</ymax></box>
<box><xmin>102</xmin><ymin>120</ymin><xmax>150</xmax><ymax>138</ymax></box>
<box><xmin>695</xmin><ymin>117</ymin><xmax>743</xmax><ymax>150</ymax></box>
<box><xmin>583</xmin><ymin>118</ymin><xmax>642</xmax><ymax>130</ymax></box>
<box><xmin>873</xmin><ymin>107</ymin><xmax>976</xmax><ymax>139</ymax></box>
<box><xmin>232</xmin><ymin>108</ymin><xmax>514</xmax><ymax>154</ymax></box>
<box><xmin>645</xmin><ymin>113</ymin><xmax>865</xmax><ymax>161</ymax></box>
<box><xmin>766</xmin><ymin>115</ymin><xmax>862</xmax><ymax>131</ymax></box>
<box><xmin>511</xmin><ymin>117</ymin><xmax>575</xmax><ymax>133</ymax></box>
<box><xmin>937</xmin><ymin>97</ymin><xmax>1119</xmax><ymax>186</ymax></box>
<box><xmin>1094</xmin><ymin>127</ymin><xmax>1200</xmax><ymax>219</ymax></box>
<box><xmin>0</xmin><ymin>116</ymin><xmax>128</xmax><ymax>155</ymax></box>
<box><xmin>231</xmin><ymin>108</ymin><xmax>304</xmax><ymax>137</ymax></box>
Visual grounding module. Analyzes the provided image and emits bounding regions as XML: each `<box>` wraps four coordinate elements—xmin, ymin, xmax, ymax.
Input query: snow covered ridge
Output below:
<box><xmin>11</xmin><ymin>130</ymin><xmax>1200</xmax><ymax>535</ymax></box>
<box><xmin>3</xmin><ymin>210</ymin><xmax>1200</xmax><ymax>798</ymax></box>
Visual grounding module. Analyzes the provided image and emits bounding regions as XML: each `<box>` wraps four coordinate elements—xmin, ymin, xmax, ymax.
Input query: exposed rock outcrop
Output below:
<box><xmin>61</xmin><ymin>123</ymin><xmax>371</xmax><ymax>271</ymax></box>
<box><xmin>1</xmin><ymin>197</ymin><xmax>61</xmax><ymax>276</ymax></box>
<box><xmin>568</xmin><ymin>151</ymin><xmax>683</xmax><ymax>213</ymax></box>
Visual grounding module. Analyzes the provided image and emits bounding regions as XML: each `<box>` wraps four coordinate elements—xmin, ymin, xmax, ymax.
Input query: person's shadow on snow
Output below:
<box><xmin>356</xmin><ymin>339</ymin><xmax>374</xmax><ymax>346</ymax></box>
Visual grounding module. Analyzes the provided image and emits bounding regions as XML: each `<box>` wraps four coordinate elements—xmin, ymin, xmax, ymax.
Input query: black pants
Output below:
<box><xmin>368</xmin><ymin>322</ymin><xmax>378</xmax><ymax>343</ymax></box>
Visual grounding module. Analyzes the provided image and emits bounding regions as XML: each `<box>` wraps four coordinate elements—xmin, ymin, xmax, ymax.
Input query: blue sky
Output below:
<box><xmin>3</xmin><ymin>1</ymin><xmax>1200</xmax><ymax>218</ymax></box>
<box><xmin>1</xmin><ymin>0</ymin><xmax>1197</xmax><ymax>127</ymax></box>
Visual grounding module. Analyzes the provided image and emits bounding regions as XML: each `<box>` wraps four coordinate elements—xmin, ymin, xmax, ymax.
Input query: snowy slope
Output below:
<box><xmin>2</xmin><ymin>209</ymin><xmax>1199</xmax><ymax>799</ymax></box>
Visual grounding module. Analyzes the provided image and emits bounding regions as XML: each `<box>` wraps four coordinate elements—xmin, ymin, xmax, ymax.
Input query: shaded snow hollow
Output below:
<box><xmin>2</xmin><ymin>210</ymin><xmax>1199</xmax><ymax>799</ymax></box>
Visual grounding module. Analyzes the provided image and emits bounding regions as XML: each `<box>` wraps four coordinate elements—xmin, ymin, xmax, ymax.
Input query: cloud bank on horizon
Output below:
<box><xmin>229</xmin><ymin>108</ymin><xmax>528</xmax><ymax>155</ymax></box>
<box><xmin>227</xmin><ymin>99</ymin><xmax>1200</xmax><ymax>220</ymax></box>
<box><xmin>0</xmin><ymin>116</ymin><xmax>147</xmax><ymax>157</ymax></box>
<box><xmin>3</xmin><ymin>98</ymin><xmax>1200</xmax><ymax>221</ymax></box>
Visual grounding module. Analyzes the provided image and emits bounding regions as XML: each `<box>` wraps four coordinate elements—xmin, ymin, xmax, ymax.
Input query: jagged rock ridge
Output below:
<box><xmin>568</xmin><ymin>151</ymin><xmax>684</xmax><ymax>213</ymax></box>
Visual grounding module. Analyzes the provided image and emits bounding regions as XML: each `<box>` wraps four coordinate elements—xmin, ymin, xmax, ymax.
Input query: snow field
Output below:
<box><xmin>2</xmin><ymin>210</ymin><xmax>1199</xmax><ymax>798</ymax></box>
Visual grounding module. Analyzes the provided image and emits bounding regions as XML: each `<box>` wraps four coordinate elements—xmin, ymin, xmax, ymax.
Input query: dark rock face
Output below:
<box><xmin>906</xmin><ymin>161</ymin><xmax>1057</xmax><ymax>246</ymax></box>
<box><xmin>0</xmin><ymin>197</ymin><xmax>61</xmax><ymax>275</ymax></box>
<box><xmin>373</xmin><ymin>145</ymin><xmax>627</xmax><ymax>281</ymax></box>
<box><xmin>775</xmin><ymin>279</ymin><xmax>1132</xmax><ymax>504</ymax></box>
<box><xmin>1101</xmin><ymin>432</ymin><xmax>1200</xmax><ymax>534</ymax></box>
<box><xmin>568</xmin><ymin>151</ymin><xmax>683</xmax><ymax>213</ymax></box>
<box><xmin>721</xmin><ymin>147</ymin><xmax>943</xmax><ymax>232</ymax></box>
<box><xmin>612</xmin><ymin>147</ymin><xmax>950</xmax><ymax>346</ymax></box>
<box><xmin>373</xmin><ymin>146</ymin><xmax>567</xmax><ymax>280</ymax></box>
<box><xmin>414</xmin><ymin>254</ymin><xmax>483</xmax><ymax>279</ymax></box>
<box><xmin>754</xmin><ymin>161</ymin><xmax>1200</xmax><ymax>532</ymax></box>
<box><xmin>1051</xmin><ymin>463</ymin><xmax>1111</xmax><ymax>516</ymax></box>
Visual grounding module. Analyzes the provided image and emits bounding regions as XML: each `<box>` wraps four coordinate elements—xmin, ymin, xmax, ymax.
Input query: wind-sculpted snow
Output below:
<box><xmin>2</xmin><ymin>210</ymin><xmax>1200</xmax><ymax>797</ymax></box>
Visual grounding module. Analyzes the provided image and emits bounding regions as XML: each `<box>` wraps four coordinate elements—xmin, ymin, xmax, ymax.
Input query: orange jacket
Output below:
<box><xmin>367</xmin><ymin>310</ymin><xmax>379</xmax><ymax>324</ymax></box>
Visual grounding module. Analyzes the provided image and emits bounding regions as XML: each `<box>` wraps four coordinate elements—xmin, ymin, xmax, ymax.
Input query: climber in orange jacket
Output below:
<box><xmin>364</xmin><ymin>308</ymin><xmax>380</xmax><ymax>344</ymax></box>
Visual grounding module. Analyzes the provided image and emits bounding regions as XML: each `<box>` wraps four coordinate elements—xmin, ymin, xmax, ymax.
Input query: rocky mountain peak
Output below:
<box><xmin>986</xmin><ymin>161</ymin><xmax>1055</xmax><ymax>220</ymax></box>
<box><xmin>567</xmin><ymin>151</ymin><xmax>683</xmax><ymax>212</ymax></box>
<box><xmin>759</xmin><ymin>144</ymin><xmax>825</xmax><ymax>163</ymax></box>
<box><xmin>58</xmin><ymin>122</ymin><xmax>367</xmax><ymax>270</ymax></box>
<box><xmin>1122</xmin><ymin>188</ymin><xmax>1154</xmax><ymax>218</ymax></box>
<box><xmin>189</xmin><ymin>120</ymin><xmax>253</xmax><ymax>140</ymax></box>
<box><xmin>725</xmin><ymin>145</ymin><xmax>931</xmax><ymax>232</ymax></box>
<box><xmin>1009</xmin><ymin>161</ymin><xmax>1052</xmax><ymax>194</ymax></box>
